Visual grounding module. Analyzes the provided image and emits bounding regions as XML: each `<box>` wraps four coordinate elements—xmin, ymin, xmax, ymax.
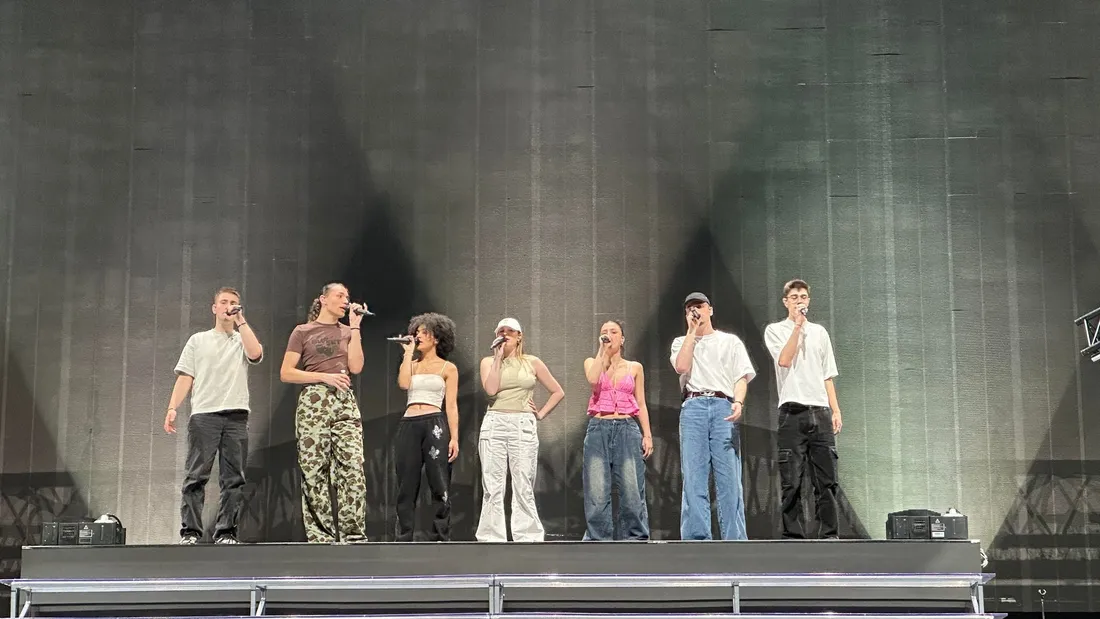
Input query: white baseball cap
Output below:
<box><xmin>495</xmin><ymin>317</ymin><xmax>523</xmax><ymax>334</ymax></box>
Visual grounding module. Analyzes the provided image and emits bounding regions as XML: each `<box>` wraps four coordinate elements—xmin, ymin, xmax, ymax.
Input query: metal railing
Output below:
<box><xmin>3</xmin><ymin>572</ymin><xmax>997</xmax><ymax>619</ymax></box>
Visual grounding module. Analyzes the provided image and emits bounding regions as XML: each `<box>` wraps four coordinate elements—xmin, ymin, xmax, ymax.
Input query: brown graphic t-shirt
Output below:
<box><xmin>287</xmin><ymin>322</ymin><xmax>352</xmax><ymax>374</ymax></box>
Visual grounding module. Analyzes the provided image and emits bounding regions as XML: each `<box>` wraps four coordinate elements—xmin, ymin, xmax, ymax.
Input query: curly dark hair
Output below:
<box><xmin>407</xmin><ymin>312</ymin><xmax>457</xmax><ymax>360</ymax></box>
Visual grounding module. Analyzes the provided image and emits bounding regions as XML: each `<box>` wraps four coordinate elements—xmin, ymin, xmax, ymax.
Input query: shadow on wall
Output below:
<box><xmin>0</xmin><ymin>334</ymin><xmax>93</xmax><ymax>582</ymax></box>
<box><xmin>237</xmin><ymin>34</ymin><xmax>488</xmax><ymax>540</ymax></box>
<box><xmin>239</xmin><ymin>0</ymin><xmax>879</xmax><ymax>543</ymax></box>
<box><xmin>985</xmin><ymin>208</ymin><xmax>1100</xmax><ymax>613</ymax></box>
<box><xmin>651</xmin><ymin>222</ymin><xmax>869</xmax><ymax>540</ymax></box>
<box><xmin>980</xmin><ymin>53</ymin><xmax>1100</xmax><ymax>608</ymax></box>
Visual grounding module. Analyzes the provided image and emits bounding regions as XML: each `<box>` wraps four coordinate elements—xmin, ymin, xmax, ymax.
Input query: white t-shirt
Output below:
<box><xmin>763</xmin><ymin>319</ymin><xmax>838</xmax><ymax>408</ymax></box>
<box><xmin>669</xmin><ymin>330</ymin><xmax>756</xmax><ymax>394</ymax></box>
<box><xmin>174</xmin><ymin>329</ymin><xmax>262</xmax><ymax>414</ymax></box>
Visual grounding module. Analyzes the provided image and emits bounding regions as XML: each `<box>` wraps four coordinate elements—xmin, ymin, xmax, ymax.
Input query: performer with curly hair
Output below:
<box><xmin>280</xmin><ymin>282</ymin><xmax>368</xmax><ymax>543</ymax></box>
<box><xmin>393</xmin><ymin>312</ymin><xmax>460</xmax><ymax>541</ymax></box>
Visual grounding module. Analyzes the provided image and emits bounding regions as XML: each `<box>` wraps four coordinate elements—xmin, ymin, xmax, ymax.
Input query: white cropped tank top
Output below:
<box><xmin>407</xmin><ymin>361</ymin><xmax>449</xmax><ymax>409</ymax></box>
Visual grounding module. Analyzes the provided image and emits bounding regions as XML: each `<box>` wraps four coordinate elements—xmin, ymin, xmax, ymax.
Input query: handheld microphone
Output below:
<box><xmin>599</xmin><ymin>335</ymin><xmax>611</xmax><ymax>344</ymax></box>
<box><xmin>491</xmin><ymin>336</ymin><xmax>506</xmax><ymax>350</ymax></box>
<box><xmin>690</xmin><ymin>308</ymin><xmax>700</xmax><ymax>320</ymax></box>
<box><xmin>798</xmin><ymin>306</ymin><xmax>807</xmax><ymax>316</ymax></box>
<box><xmin>352</xmin><ymin>305</ymin><xmax>374</xmax><ymax>316</ymax></box>
<box><xmin>227</xmin><ymin>305</ymin><xmax>243</xmax><ymax>316</ymax></box>
<box><xmin>387</xmin><ymin>335</ymin><xmax>414</xmax><ymax>343</ymax></box>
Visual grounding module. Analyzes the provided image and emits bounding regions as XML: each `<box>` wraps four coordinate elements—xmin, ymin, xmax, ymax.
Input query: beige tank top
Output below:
<box><xmin>487</xmin><ymin>356</ymin><xmax>538</xmax><ymax>412</ymax></box>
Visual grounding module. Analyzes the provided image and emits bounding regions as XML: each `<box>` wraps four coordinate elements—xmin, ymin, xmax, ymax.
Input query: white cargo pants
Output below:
<box><xmin>475</xmin><ymin>411</ymin><xmax>545</xmax><ymax>542</ymax></box>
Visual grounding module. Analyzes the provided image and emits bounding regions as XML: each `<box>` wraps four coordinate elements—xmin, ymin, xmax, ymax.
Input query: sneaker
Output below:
<box><xmin>179</xmin><ymin>535</ymin><xmax>199</xmax><ymax>545</ymax></box>
<box><xmin>214</xmin><ymin>535</ymin><xmax>239</xmax><ymax>545</ymax></box>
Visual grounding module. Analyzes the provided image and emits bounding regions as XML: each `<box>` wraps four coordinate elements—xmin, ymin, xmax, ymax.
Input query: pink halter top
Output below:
<box><xmin>586</xmin><ymin>370</ymin><xmax>640</xmax><ymax>417</ymax></box>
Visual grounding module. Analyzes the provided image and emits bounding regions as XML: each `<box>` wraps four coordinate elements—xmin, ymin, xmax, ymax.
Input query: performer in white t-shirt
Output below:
<box><xmin>763</xmin><ymin>279</ymin><xmax>842</xmax><ymax>539</ymax></box>
<box><xmin>670</xmin><ymin>292</ymin><xmax>756</xmax><ymax>540</ymax></box>
<box><xmin>164</xmin><ymin>287</ymin><xmax>264</xmax><ymax>545</ymax></box>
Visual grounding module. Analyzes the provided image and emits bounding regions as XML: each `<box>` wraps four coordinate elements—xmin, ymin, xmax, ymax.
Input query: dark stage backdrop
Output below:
<box><xmin>2</xmin><ymin>0</ymin><xmax>1099</xmax><ymax>613</ymax></box>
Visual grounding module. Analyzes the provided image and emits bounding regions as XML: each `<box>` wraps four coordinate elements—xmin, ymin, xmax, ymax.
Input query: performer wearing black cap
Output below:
<box><xmin>670</xmin><ymin>292</ymin><xmax>756</xmax><ymax>540</ymax></box>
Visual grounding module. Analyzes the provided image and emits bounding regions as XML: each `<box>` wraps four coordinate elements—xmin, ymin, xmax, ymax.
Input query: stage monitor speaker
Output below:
<box><xmin>886</xmin><ymin>508</ymin><xmax>968</xmax><ymax>540</ymax></box>
<box><xmin>41</xmin><ymin>515</ymin><xmax>126</xmax><ymax>546</ymax></box>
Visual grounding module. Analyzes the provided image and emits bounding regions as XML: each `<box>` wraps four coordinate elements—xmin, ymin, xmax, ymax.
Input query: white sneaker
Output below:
<box><xmin>179</xmin><ymin>535</ymin><xmax>199</xmax><ymax>545</ymax></box>
<box><xmin>214</xmin><ymin>535</ymin><xmax>239</xmax><ymax>545</ymax></box>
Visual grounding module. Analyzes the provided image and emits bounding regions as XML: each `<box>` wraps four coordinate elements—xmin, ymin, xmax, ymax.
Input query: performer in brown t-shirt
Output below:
<box><xmin>279</xmin><ymin>282</ymin><xmax>368</xmax><ymax>542</ymax></box>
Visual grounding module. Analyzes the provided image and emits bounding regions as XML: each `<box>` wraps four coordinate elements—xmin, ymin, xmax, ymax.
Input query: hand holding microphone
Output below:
<box><xmin>491</xmin><ymin>335</ymin><xmax>507</xmax><ymax>359</ymax></box>
<box><xmin>347</xmin><ymin>303</ymin><xmax>369</xmax><ymax>328</ymax></box>
<box><xmin>687</xmin><ymin>307</ymin><xmax>701</xmax><ymax>333</ymax></box>
<box><xmin>794</xmin><ymin>304</ymin><xmax>807</xmax><ymax>326</ymax></box>
<box><xmin>227</xmin><ymin>305</ymin><xmax>246</xmax><ymax>327</ymax></box>
<box><xmin>387</xmin><ymin>335</ymin><xmax>417</xmax><ymax>355</ymax></box>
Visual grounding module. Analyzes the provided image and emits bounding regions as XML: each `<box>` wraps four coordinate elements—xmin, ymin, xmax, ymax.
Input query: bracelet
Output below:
<box><xmin>167</xmin><ymin>407</ymin><xmax>176</xmax><ymax>412</ymax></box>
<box><xmin>237</xmin><ymin>322</ymin><xmax>248</xmax><ymax>328</ymax></box>
<box><xmin>350</xmin><ymin>327</ymin><xmax>360</xmax><ymax>331</ymax></box>
<box><xmin>733</xmin><ymin>400</ymin><xmax>743</xmax><ymax>406</ymax></box>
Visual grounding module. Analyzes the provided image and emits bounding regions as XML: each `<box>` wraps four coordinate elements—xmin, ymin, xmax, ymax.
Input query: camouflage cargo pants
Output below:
<box><xmin>296</xmin><ymin>384</ymin><xmax>367</xmax><ymax>542</ymax></box>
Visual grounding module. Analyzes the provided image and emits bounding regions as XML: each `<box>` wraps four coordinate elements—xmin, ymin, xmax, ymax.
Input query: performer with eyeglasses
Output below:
<box><xmin>764</xmin><ymin>279</ymin><xmax>842</xmax><ymax>539</ymax></box>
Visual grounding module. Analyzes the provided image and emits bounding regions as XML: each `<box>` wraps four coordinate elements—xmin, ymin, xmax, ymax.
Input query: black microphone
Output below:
<box><xmin>600</xmin><ymin>335</ymin><xmax>611</xmax><ymax>344</ymax></box>
<box><xmin>227</xmin><ymin>305</ymin><xmax>243</xmax><ymax>316</ymax></box>
<box><xmin>491</xmin><ymin>336</ymin><xmax>506</xmax><ymax>350</ymax></box>
<box><xmin>387</xmin><ymin>336</ymin><xmax>413</xmax><ymax>343</ymax></box>
<box><xmin>690</xmin><ymin>308</ymin><xmax>700</xmax><ymax>320</ymax></box>
<box><xmin>352</xmin><ymin>305</ymin><xmax>375</xmax><ymax>316</ymax></box>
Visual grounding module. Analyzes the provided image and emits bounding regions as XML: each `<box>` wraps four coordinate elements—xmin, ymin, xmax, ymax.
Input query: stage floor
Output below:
<box><xmin>12</xmin><ymin>540</ymin><xmax>989</xmax><ymax>617</ymax></box>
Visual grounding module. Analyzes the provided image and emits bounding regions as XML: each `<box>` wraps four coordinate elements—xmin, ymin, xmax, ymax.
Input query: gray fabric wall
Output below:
<box><xmin>1</xmin><ymin>0</ymin><xmax>1098</xmax><ymax>612</ymax></box>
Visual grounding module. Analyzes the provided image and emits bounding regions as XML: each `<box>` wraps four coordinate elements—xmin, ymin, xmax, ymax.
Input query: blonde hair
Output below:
<box><xmin>308</xmin><ymin>282</ymin><xmax>345</xmax><ymax>322</ymax></box>
<box><xmin>213</xmin><ymin>287</ymin><xmax>240</xmax><ymax>303</ymax></box>
<box><xmin>497</xmin><ymin>333</ymin><xmax>533</xmax><ymax>371</ymax></box>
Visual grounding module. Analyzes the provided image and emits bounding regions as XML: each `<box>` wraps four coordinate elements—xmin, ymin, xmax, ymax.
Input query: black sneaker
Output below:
<box><xmin>179</xmin><ymin>535</ymin><xmax>200</xmax><ymax>545</ymax></box>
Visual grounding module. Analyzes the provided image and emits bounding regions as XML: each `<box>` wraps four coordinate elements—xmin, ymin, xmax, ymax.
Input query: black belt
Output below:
<box><xmin>683</xmin><ymin>390</ymin><xmax>734</xmax><ymax>403</ymax></box>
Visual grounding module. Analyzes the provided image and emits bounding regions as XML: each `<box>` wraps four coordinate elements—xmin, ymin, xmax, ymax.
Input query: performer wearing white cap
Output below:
<box><xmin>475</xmin><ymin>317</ymin><xmax>565</xmax><ymax>542</ymax></box>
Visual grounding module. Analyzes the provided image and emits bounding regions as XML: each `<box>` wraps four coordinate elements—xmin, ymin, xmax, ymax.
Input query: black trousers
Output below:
<box><xmin>394</xmin><ymin>412</ymin><xmax>452</xmax><ymax>541</ymax></box>
<box><xmin>180</xmin><ymin>410</ymin><xmax>248</xmax><ymax>540</ymax></box>
<box><xmin>777</xmin><ymin>403</ymin><xmax>838</xmax><ymax>539</ymax></box>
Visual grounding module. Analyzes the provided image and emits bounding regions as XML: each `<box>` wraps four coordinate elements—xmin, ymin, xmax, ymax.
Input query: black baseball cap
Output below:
<box><xmin>684</xmin><ymin>292</ymin><xmax>710</xmax><ymax>307</ymax></box>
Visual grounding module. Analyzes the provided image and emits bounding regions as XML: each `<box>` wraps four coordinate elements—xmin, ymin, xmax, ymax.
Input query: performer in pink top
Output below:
<box><xmin>581</xmin><ymin>320</ymin><xmax>653</xmax><ymax>540</ymax></box>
